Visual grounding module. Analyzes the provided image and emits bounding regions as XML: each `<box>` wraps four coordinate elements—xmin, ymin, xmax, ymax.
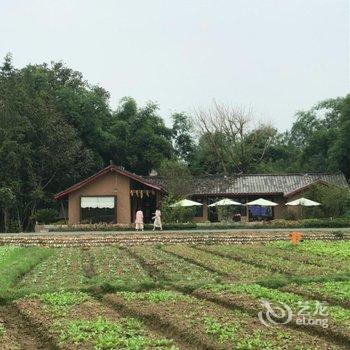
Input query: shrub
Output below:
<box><xmin>282</xmin><ymin>210</ymin><xmax>297</xmax><ymax>221</ymax></box>
<box><xmin>31</xmin><ymin>208</ymin><xmax>58</xmax><ymax>224</ymax></box>
<box><xmin>305</xmin><ymin>184</ymin><xmax>350</xmax><ymax>218</ymax></box>
<box><xmin>217</xmin><ymin>206</ymin><xmax>233</xmax><ymax>222</ymax></box>
<box><xmin>160</xmin><ymin>194</ymin><xmax>195</xmax><ymax>223</ymax></box>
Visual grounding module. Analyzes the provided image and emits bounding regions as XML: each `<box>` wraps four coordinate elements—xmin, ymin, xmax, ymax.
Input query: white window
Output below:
<box><xmin>81</xmin><ymin>196</ymin><xmax>115</xmax><ymax>209</ymax></box>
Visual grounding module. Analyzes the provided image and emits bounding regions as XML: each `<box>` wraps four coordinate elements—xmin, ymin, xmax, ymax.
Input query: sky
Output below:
<box><xmin>0</xmin><ymin>0</ymin><xmax>348</xmax><ymax>130</ymax></box>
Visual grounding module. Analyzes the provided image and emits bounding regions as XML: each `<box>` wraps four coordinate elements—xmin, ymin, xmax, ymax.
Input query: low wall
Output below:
<box><xmin>0</xmin><ymin>230</ymin><xmax>348</xmax><ymax>247</ymax></box>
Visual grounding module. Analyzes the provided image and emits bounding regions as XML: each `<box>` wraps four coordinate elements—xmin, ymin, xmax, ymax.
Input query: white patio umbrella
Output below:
<box><xmin>209</xmin><ymin>198</ymin><xmax>242</xmax><ymax>207</ymax></box>
<box><xmin>245</xmin><ymin>198</ymin><xmax>278</xmax><ymax>206</ymax></box>
<box><xmin>286</xmin><ymin>197</ymin><xmax>320</xmax><ymax>219</ymax></box>
<box><xmin>285</xmin><ymin>197</ymin><xmax>321</xmax><ymax>207</ymax></box>
<box><xmin>170</xmin><ymin>199</ymin><xmax>203</xmax><ymax>207</ymax></box>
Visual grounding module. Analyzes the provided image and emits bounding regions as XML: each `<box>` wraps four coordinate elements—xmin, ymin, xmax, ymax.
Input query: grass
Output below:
<box><xmin>0</xmin><ymin>246</ymin><xmax>52</xmax><ymax>300</ymax></box>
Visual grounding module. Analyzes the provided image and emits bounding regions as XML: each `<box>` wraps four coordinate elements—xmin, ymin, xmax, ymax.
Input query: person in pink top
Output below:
<box><xmin>135</xmin><ymin>209</ymin><xmax>144</xmax><ymax>231</ymax></box>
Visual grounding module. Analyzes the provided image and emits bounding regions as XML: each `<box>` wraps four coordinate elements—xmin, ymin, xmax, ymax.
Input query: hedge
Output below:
<box><xmin>46</xmin><ymin>218</ymin><xmax>350</xmax><ymax>232</ymax></box>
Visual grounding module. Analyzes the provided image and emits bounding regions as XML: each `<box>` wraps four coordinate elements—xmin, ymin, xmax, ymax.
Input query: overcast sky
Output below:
<box><xmin>0</xmin><ymin>0</ymin><xmax>348</xmax><ymax>130</ymax></box>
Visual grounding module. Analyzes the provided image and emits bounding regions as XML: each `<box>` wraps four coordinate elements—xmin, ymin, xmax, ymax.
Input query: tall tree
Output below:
<box><xmin>109</xmin><ymin>98</ymin><xmax>174</xmax><ymax>175</ymax></box>
<box><xmin>289</xmin><ymin>97</ymin><xmax>347</xmax><ymax>176</ymax></box>
<box><xmin>171</xmin><ymin>112</ymin><xmax>196</xmax><ymax>164</ymax></box>
<box><xmin>0</xmin><ymin>55</ymin><xmax>97</xmax><ymax>231</ymax></box>
<box><xmin>193</xmin><ymin>101</ymin><xmax>275</xmax><ymax>173</ymax></box>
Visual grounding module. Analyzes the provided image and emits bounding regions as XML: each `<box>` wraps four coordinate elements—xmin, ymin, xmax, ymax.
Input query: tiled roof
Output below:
<box><xmin>144</xmin><ymin>173</ymin><xmax>348</xmax><ymax>197</ymax></box>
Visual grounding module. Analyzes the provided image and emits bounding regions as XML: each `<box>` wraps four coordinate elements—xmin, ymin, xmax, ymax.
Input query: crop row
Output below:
<box><xmin>268</xmin><ymin>241</ymin><xmax>350</xmax><ymax>260</ymax></box>
<box><xmin>17</xmin><ymin>248</ymin><xmax>86</xmax><ymax>294</ymax></box>
<box><xmin>87</xmin><ymin>247</ymin><xmax>153</xmax><ymax>288</ymax></box>
<box><xmin>3</xmin><ymin>291</ymin><xmax>178</xmax><ymax>350</ymax></box>
<box><xmin>281</xmin><ymin>280</ymin><xmax>350</xmax><ymax>308</ymax></box>
<box><xmin>162</xmin><ymin>245</ymin><xmax>283</xmax><ymax>282</ymax></box>
<box><xmin>248</xmin><ymin>243</ymin><xmax>349</xmax><ymax>272</ymax></box>
<box><xmin>197</xmin><ymin>283</ymin><xmax>350</xmax><ymax>342</ymax></box>
<box><xmin>199</xmin><ymin>244</ymin><xmax>345</xmax><ymax>277</ymax></box>
<box><xmin>127</xmin><ymin>246</ymin><xmax>220</xmax><ymax>285</ymax></box>
<box><xmin>103</xmin><ymin>289</ymin><xmax>345</xmax><ymax>350</ymax></box>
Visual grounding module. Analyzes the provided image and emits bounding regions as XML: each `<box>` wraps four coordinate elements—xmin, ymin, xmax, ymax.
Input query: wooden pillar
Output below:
<box><xmin>203</xmin><ymin>198</ymin><xmax>209</xmax><ymax>221</ymax></box>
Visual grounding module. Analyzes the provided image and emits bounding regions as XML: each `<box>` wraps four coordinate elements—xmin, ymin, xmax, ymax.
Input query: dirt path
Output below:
<box><xmin>81</xmin><ymin>247</ymin><xmax>96</xmax><ymax>279</ymax></box>
<box><xmin>0</xmin><ymin>304</ymin><xmax>59</xmax><ymax>350</ymax></box>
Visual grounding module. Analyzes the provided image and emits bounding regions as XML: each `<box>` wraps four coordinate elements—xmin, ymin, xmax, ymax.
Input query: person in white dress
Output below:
<box><xmin>152</xmin><ymin>208</ymin><xmax>162</xmax><ymax>231</ymax></box>
<box><xmin>135</xmin><ymin>209</ymin><xmax>144</xmax><ymax>231</ymax></box>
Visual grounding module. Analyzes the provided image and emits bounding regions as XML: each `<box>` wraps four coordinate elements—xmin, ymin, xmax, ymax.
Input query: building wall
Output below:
<box><xmin>68</xmin><ymin>172</ymin><xmax>131</xmax><ymax>224</ymax></box>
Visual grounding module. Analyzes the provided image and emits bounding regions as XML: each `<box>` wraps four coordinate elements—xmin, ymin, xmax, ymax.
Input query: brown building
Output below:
<box><xmin>55</xmin><ymin>165</ymin><xmax>348</xmax><ymax>224</ymax></box>
<box><xmin>54</xmin><ymin>165</ymin><xmax>165</xmax><ymax>225</ymax></box>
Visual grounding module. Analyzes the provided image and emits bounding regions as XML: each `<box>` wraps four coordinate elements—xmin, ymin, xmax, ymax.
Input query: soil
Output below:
<box><xmin>0</xmin><ymin>303</ymin><xmax>59</xmax><ymax>350</ymax></box>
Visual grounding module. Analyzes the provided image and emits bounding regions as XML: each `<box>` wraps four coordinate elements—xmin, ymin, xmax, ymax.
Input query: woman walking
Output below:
<box><xmin>135</xmin><ymin>209</ymin><xmax>144</xmax><ymax>231</ymax></box>
<box><xmin>152</xmin><ymin>208</ymin><xmax>162</xmax><ymax>231</ymax></box>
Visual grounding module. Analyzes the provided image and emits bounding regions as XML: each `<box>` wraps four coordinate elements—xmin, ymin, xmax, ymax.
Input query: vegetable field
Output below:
<box><xmin>0</xmin><ymin>240</ymin><xmax>349</xmax><ymax>349</ymax></box>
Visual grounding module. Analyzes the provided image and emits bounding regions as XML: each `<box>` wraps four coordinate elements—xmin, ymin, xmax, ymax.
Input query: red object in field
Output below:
<box><xmin>289</xmin><ymin>232</ymin><xmax>302</xmax><ymax>245</ymax></box>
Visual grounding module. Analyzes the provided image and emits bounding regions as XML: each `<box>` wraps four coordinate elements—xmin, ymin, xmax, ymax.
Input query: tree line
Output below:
<box><xmin>0</xmin><ymin>55</ymin><xmax>349</xmax><ymax>231</ymax></box>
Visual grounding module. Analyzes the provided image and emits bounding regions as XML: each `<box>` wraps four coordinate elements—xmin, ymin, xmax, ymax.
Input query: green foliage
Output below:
<box><xmin>205</xmin><ymin>282</ymin><xmax>350</xmax><ymax>323</ymax></box>
<box><xmin>281</xmin><ymin>210</ymin><xmax>297</xmax><ymax>221</ymax></box>
<box><xmin>31</xmin><ymin>208</ymin><xmax>58</xmax><ymax>224</ymax></box>
<box><xmin>305</xmin><ymin>184</ymin><xmax>350</xmax><ymax>218</ymax></box>
<box><xmin>203</xmin><ymin>317</ymin><xmax>238</xmax><ymax>343</ymax></box>
<box><xmin>271</xmin><ymin>240</ymin><xmax>350</xmax><ymax>259</ymax></box>
<box><xmin>0</xmin><ymin>246</ymin><xmax>52</xmax><ymax>300</ymax></box>
<box><xmin>235</xmin><ymin>331</ymin><xmax>275</xmax><ymax>350</ymax></box>
<box><xmin>159</xmin><ymin>160</ymin><xmax>194</xmax><ymax>197</ymax></box>
<box><xmin>171</xmin><ymin>112</ymin><xmax>196</xmax><ymax>164</ymax></box>
<box><xmin>38</xmin><ymin>291</ymin><xmax>90</xmax><ymax>307</ymax></box>
<box><xmin>119</xmin><ymin>290</ymin><xmax>188</xmax><ymax>303</ymax></box>
<box><xmin>217</xmin><ymin>206</ymin><xmax>233</xmax><ymax>222</ymax></box>
<box><xmin>49</xmin><ymin>217</ymin><xmax>350</xmax><ymax>231</ymax></box>
<box><xmin>160</xmin><ymin>194</ymin><xmax>195</xmax><ymax>223</ymax></box>
<box><xmin>0</xmin><ymin>57</ymin><xmax>175</xmax><ymax>232</ymax></box>
<box><xmin>109</xmin><ymin>98</ymin><xmax>173</xmax><ymax>175</ymax></box>
<box><xmin>60</xmin><ymin>317</ymin><xmax>176</xmax><ymax>349</ymax></box>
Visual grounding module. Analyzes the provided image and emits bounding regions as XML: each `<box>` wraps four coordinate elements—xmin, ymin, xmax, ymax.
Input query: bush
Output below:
<box><xmin>47</xmin><ymin>217</ymin><xmax>350</xmax><ymax>232</ymax></box>
<box><xmin>305</xmin><ymin>184</ymin><xmax>350</xmax><ymax>218</ymax></box>
<box><xmin>217</xmin><ymin>206</ymin><xmax>233</xmax><ymax>222</ymax></box>
<box><xmin>31</xmin><ymin>209</ymin><xmax>58</xmax><ymax>224</ymax></box>
<box><xmin>160</xmin><ymin>195</ymin><xmax>195</xmax><ymax>223</ymax></box>
<box><xmin>282</xmin><ymin>210</ymin><xmax>297</xmax><ymax>221</ymax></box>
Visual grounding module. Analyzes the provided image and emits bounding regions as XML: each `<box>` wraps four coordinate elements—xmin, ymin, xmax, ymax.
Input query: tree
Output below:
<box><xmin>288</xmin><ymin>97</ymin><xmax>345</xmax><ymax>174</ymax></box>
<box><xmin>0</xmin><ymin>55</ymin><xmax>98</xmax><ymax>231</ymax></box>
<box><xmin>171</xmin><ymin>112</ymin><xmax>196</xmax><ymax>164</ymax></box>
<box><xmin>109</xmin><ymin>98</ymin><xmax>174</xmax><ymax>175</ymax></box>
<box><xmin>305</xmin><ymin>184</ymin><xmax>350</xmax><ymax>218</ymax></box>
<box><xmin>329</xmin><ymin>95</ymin><xmax>350</xmax><ymax>179</ymax></box>
<box><xmin>159</xmin><ymin>160</ymin><xmax>194</xmax><ymax>198</ymax></box>
<box><xmin>193</xmin><ymin>101</ymin><xmax>275</xmax><ymax>173</ymax></box>
<box><xmin>0</xmin><ymin>187</ymin><xmax>15</xmax><ymax>233</ymax></box>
